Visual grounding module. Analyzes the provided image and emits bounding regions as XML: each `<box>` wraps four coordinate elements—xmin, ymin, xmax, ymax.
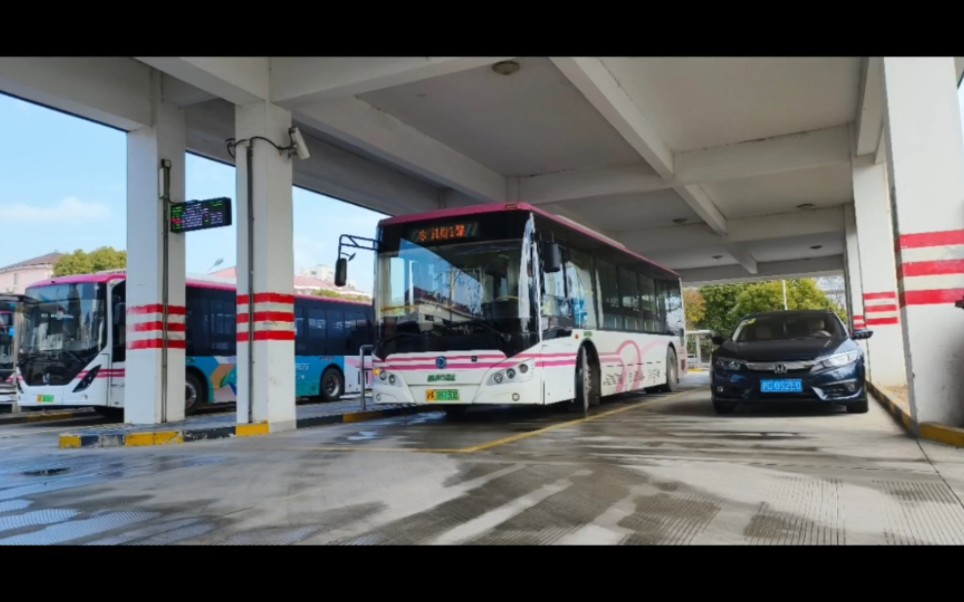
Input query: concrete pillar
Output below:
<box><xmin>235</xmin><ymin>101</ymin><xmax>296</xmax><ymax>432</ymax></box>
<box><xmin>882</xmin><ymin>57</ymin><xmax>964</xmax><ymax>427</ymax></box>
<box><xmin>125</xmin><ymin>86</ymin><xmax>186</xmax><ymax>425</ymax></box>
<box><xmin>843</xmin><ymin>204</ymin><xmax>868</xmax><ymax>360</ymax></box>
<box><xmin>852</xmin><ymin>156</ymin><xmax>906</xmax><ymax>387</ymax></box>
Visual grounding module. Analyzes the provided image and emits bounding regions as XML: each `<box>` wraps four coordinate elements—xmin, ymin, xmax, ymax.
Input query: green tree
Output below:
<box><xmin>312</xmin><ymin>288</ymin><xmax>371</xmax><ymax>303</ymax></box>
<box><xmin>698</xmin><ymin>283</ymin><xmax>745</xmax><ymax>336</ymax></box>
<box><xmin>696</xmin><ymin>279</ymin><xmax>847</xmax><ymax>337</ymax></box>
<box><xmin>53</xmin><ymin>247</ymin><xmax>127</xmax><ymax>277</ymax></box>
<box><xmin>732</xmin><ymin>279</ymin><xmax>847</xmax><ymax>322</ymax></box>
<box><xmin>682</xmin><ymin>288</ymin><xmax>705</xmax><ymax>330</ymax></box>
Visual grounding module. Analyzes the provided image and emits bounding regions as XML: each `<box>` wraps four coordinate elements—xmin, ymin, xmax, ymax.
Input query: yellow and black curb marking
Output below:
<box><xmin>58</xmin><ymin>405</ymin><xmax>434</xmax><ymax>449</ymax></box>
<box><xmin>868</xmin><ymin>380</ymin><xmax>964</xmax><ymax>448</ymax></box>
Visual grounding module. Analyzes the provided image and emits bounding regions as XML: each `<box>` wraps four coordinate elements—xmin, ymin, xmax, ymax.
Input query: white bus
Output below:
<box><xmin>335</xmin><ymin>202</ymin><xmax>686</xmax><ymax>415</ymax></box>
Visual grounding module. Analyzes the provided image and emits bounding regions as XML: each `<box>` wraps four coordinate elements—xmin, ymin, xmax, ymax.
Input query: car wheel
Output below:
<box><xmin>845</xmin><ymin>400</ymin><xmax>868</xmax><ymax>414</ymax></box>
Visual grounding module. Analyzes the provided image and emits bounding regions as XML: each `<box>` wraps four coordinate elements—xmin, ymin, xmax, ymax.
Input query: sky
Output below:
<box><xmin>0</xmin><ymin>93</ymin><xmax>386</xmax><ymax>294</ymax></box>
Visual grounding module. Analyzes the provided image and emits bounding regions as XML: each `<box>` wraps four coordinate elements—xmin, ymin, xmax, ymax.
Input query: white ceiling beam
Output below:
<box><xmin>161</xmin><ymin>75</ymin><xmax>217</xmax><ymax>107</ymax></box>
<box><xmin>674</xmin><ymin>186</ymin><xmax>728</xmax><ymax>235</ymax></box>
<box><xmin>135</xmin><ymin>57</ymin><xmax>269</xmax><ymax>106</ymax></box>
<box><xmin>523</xmin><ymin>126</ymin><xmax>852</xmax><ymax>206</ymax></box>
<box><xmin>550</xmin><ymin>57</ymin><xmax>674</xmax><ymax>177</ymax></box>
<box><xmin>674</xmin><ymin>125</ymin><xmax>851</xmax><ymax>184</ymax></box>
<box><xmin>725</xmin><ymin>244</ymin><xmax>759</xmax><ymax>275</ymax></box>
<box><xmin>0</xmin><ymin>57</ymin><xmax>152</xmax><ymax>131</ymax></box>
<box><xmin>855</xmin><ymin>57</ymin><xmax>884</xmax><ymax>157</ymax></box>
<box><xmin>614</xmin><ymin>206</ymin><xmax>846</xmax><ymax>252</ymax></box>
<box><xmin>726</xmin><ymin>206</ymin><xmax>845</xmax><ymax>243</ymax></box>
<box><xmin>270</xmin><ymin>57</ymin><xmax>513</xmax><ymax>108</ymax></box>
<box><xmin>678</xmin><ymin>256</ymin><xmax>844</xmax><ymax>287</ymax></box>
<box><xmin>875</xmin><ymin>126</ymin><xmax>888</xmax><ymax>165</ymax></box>
<box><xmin>295</xmin><ymin>97</ymin><xmax>506</xmax><ymax>203</ymax></box>
<box><xmin>519</xmin><ymin>164</ymin><xmax>666</xmax><ymax>205</ymax></box>
<box><xmin>183</xmin><ymin>99</ymin><xmax>439</xmax><ymax>217</ymax></box>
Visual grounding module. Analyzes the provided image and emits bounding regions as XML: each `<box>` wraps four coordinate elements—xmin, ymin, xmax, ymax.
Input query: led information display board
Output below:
<box><xmin>170</xmin><ymin>197</ymin><xmax>232</xmax><ymax>233</ymax></box>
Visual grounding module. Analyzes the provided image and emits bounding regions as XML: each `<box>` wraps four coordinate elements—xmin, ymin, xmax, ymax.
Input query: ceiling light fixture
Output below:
<box><xmin>492</xmin><ymin>60</ymin><xmax>521</xmax><ymax>76</ymax></box>
<box><xmin>810</xmin><ymin>245</ymin><xmax>823</xmax><ymax>250</ymax></box>
<box><xmin>672</xmin><ymin>218</ymin><xmax>687</xmax><ymax>224</ymax></box>
<box><xmin>796</xmin><ymin>203</ymin><xmax>815</xmax><ymax>210</ymax></box>
<box><xmin>712</xmin><ymin>255</ymin><xmax>723</xmax><ymax>260</ymax></box>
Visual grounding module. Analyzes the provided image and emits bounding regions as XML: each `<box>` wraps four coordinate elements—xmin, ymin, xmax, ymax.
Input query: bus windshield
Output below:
<box><xmin>18</xmin><ymin>283</ymin><xmax>107</xmax><ymax>386</ymax></box>
<box><xmin>375</xmin><ymin>212</ymin><xmax>538</xmax><ymax>357</ymax></box>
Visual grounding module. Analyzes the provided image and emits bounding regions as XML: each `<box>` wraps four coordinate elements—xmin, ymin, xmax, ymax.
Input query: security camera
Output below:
<box><xmin>288</xmin><ymin>127</ymin><xmax>311</xmax><ymax>160</ymax></box>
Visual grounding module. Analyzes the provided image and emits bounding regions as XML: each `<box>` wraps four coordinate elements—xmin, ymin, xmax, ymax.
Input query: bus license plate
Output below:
<box><xmin>760</xmin><ymin>379</ymin><xmax>802</xmax><ymax>393</ymax></box>
<box><xmin>426</xmin><ymin>389</ymin><xmax>459</xmax><ymax>402</ymax></box>
<box><xmin>36</xmin><ymin>394</ymin><xmax>54</xmax><ymax>403</ymax></box>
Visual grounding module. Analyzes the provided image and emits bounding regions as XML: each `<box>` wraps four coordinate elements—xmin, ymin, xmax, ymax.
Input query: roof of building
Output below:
<box><xmin>0</xmin><ymin>252</ymin><xmax>63</xmax><ymax>273</ymax></box>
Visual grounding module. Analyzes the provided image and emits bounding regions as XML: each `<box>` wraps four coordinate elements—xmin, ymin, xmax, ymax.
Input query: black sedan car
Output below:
<box><xmin>710</xmin><ymin>309</ymin><xmax>873</xmax><ymax>415</ymax></box>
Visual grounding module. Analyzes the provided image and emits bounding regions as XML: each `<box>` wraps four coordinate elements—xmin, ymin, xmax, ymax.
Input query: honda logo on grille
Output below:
<box><xmin>773</xmin><ymin>364</ymin><xmax>788</xmax><ymax>374</ymax></box>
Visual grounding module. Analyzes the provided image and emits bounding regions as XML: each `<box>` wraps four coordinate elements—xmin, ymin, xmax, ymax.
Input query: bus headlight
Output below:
<box><xmin>487</xmin><ymin>361</ymin><xmax>535</xmax><ymax>386</ymax></box>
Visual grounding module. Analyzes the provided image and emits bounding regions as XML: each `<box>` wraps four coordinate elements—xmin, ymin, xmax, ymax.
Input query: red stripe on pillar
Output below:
<box><xmin>236</xmin><ymin>311</ymin><xmax>296</xmax><ymax>324</ymax></box>
<box><xmin>901</xmin><ymin>288</ymin><xmax>964</xmax><ymax>306</ymax></box>
<box><xmin>864</xmin><ymin>304</ymin><xmax>898</xmax><ymax>313</ymax></box>
<box><xmin>236</xmin><ymin>293</ymin><xmax>295</xmax><ymax>305</ymax></box>
<box><xmin>132</xmin><ymin>322</ymin><xmax>186</xmax><ymax>332</ymax></box>
<box><xmin>899</xmin><ymin>229</ymin><xmax>964</xmax><ymax>249</ymax></box>
<box><xmin>865</xmin><ymin>317</ymin><xmax>899</xmax><ymax>326</ymax></box>
<box><xmin>128</xmin><ymin>305</ymin><xmax>187</xmax><ymax>315</ymax></box>
<box><xmin>235</xmin><ymin>331</ymin><xmax>297</xmax><ymax>342</ymax></box>
<box><xmin>128</xmin><ymin>339</ymin><xmax>187</xmax><ymax>350</ymax></box>
<box><xmin>863</xmin><ymin>292</ymin><xmax>897</xmax><ymax>300</ymax></box>
<box><xmin>898</xmin><ymin>259</ymin><xmax>964</xmax><ymax>278</ymax></box>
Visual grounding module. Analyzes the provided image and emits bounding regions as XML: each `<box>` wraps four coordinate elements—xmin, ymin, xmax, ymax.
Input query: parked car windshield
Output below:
<box><xmin>731</xmin><ymin>312</ymin><xmax>845</xmax><ymax>342</ymax></box>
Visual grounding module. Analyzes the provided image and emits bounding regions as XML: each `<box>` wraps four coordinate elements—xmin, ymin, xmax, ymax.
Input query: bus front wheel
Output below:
<box><xmin>570</xmin><ymin>346</ymin><xmax>597</xmax><ymax>416</ymax></box>
<box><xmin>185</xmin><ymin>371</ymin><xmax>205</xmax><ymax>415</ymax></box>
<box><xmin>321</xmin><ymin>367</ymin><xmax>343</xmax><ymax>402</ymax></box>
<box><xmin>658</xmin><ymin>347</ymin><xmax>678</xmax><ymax>393</ymax></box>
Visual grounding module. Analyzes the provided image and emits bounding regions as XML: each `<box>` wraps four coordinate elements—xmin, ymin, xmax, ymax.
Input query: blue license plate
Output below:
<box><xmin>760</xmin><ymin>379</ymin><xmax>802</xmax><ymax>393</ymax></box>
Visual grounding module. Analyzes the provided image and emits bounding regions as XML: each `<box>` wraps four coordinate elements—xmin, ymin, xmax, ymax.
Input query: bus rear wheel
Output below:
<box><xmin>321</xmin><ymin>367</ymin><xmax>343</xmax><ymax>402</ymax></box>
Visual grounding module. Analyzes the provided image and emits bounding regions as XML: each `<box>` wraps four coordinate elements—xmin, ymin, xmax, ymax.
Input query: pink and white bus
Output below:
<box><xmin>336</xmin><ymin>202</ymin><xmax>686</xmax><ymax>415</ymax></box>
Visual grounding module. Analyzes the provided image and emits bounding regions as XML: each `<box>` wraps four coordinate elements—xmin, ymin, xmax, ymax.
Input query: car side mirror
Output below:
<box><xmin>852</xmin><ymin>329</ymin><xmax>873</xmax><ymax>340</ymax></box>
<box><xmin>711</xmin><ymin>335</ymin><xmax>724</xmax><ymax>345</ymax></box>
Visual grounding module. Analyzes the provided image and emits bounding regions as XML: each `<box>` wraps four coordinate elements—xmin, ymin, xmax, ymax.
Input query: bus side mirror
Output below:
<box><xmin>335</xmin><ymin>257</ymin><xmax>348</xmax><ymax>287</ymax></box>
<box><xmin>543</xmin><ymin>242</ymin><xmax>562</xmax><ymax>274</ymax></box>
<box><xmin>113</xmin><ymin>303</ymin><xmax>125</xmax><ymax>325</ymax></box>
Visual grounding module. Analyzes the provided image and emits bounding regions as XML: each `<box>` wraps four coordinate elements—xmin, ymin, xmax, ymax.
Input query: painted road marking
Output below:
<box><xmin>255</xmin><ymin>389</ymin><xmax>694</xmax><ymax>455</ymax></box>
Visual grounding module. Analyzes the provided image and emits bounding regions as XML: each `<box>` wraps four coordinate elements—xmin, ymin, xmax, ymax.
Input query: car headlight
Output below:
<box><xmin>820</xmin><ymin>350</ymin><xmax>861</xmax><ymax>369</ymax></box>
<box><xmin>714</xmin><ymin>357</ymin><xmax>743</xmax><ymax>371</ymax></box>
<box><xmin>487</xmin><ymin>360</ymin><xmax>535</xmax><ymax>385</ymax></box>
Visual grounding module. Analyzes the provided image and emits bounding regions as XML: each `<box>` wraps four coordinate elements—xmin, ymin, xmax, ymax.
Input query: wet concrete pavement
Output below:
<box><xmin>1</xmin><ymin>373</ymin><xmax>964</xmax><ymax>544</ymax></box>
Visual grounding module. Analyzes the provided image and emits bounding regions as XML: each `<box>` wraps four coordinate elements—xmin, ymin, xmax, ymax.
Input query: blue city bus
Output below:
<box><xmin>14</xmin><ymin>272</ymin><xmax>374</xmax><ymax>413</ymax></box>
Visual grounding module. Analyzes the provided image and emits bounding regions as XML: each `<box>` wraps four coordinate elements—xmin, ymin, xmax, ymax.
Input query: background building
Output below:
<box><xmin>0</xmin><ymin>252</ymin><xmax>63</xmax><ymax>294</ymax></box>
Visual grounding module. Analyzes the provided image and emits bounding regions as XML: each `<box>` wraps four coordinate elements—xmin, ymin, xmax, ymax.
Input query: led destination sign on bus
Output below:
<box><xmin>405</xmin><ymin>221</ymin><xmax>479</xmax><ymax>244</ymax></box>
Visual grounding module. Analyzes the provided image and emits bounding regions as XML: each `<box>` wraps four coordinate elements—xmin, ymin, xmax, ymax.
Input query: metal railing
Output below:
<box><xmin>358</xmin><ymin>344</ymin><xmax>374</xmax><ymax>411</ymax></box>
